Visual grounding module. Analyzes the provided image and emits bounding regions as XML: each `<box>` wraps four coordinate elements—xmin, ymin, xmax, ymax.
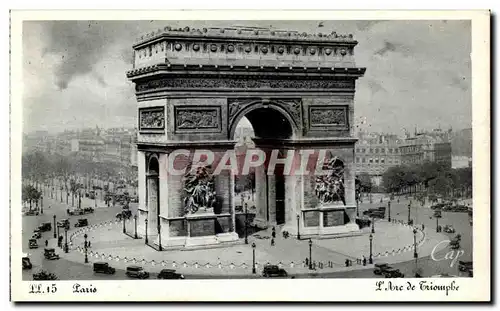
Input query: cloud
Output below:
<box><xmin>22</xmin><ymin>20</ymin><xmax>472</xmax><ymax>135</ymax></box>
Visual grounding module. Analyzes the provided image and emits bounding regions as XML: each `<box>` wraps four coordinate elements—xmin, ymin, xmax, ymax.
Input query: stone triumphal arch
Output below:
<box><xmin>127</xmin><ymin>25</ymin><xmax>366</xmax><ymax>248</ymax></box>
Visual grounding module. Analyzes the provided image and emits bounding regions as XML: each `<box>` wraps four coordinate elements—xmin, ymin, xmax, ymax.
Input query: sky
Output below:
<box><xmin>22</xmin><ymin>20</ymin><xmax>471</xmax><ymax>135</ymax></box>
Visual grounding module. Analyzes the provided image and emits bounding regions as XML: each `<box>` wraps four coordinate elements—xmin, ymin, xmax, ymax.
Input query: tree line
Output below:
<box><xmin>382</xmin><ymin>161</ymin><xmax>472</xmax><ymax>199</ymax></box>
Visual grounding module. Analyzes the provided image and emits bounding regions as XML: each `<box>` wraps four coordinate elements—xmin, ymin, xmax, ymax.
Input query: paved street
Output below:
<box><xmin>22</xmin><ymin>182</ymin><xmax>472</xmax><ymax>280</ymax></box>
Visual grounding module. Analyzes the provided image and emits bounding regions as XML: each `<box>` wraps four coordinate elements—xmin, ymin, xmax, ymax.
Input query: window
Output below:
<box><xmin>374</xmin><ymin>158</ymin><xmax>379</xmax><ymax>163</ymax></box>
<box><xmin>381</xmin><ymin>158</ymin><xmax>385</xmax><ymax>164</ymax></box>
<box><xmin>370</xmin><ymin>148</ymin><xmax>373</xmax><ymax>153</ymax></box>
<box><xmin>369</xmin><ymin>158</ymin><xmax>373</xmax><ymax>163</ymax></box>
<box><xmin>356</xmin><ymin>157</ymin><xmax>360</xmax><ymax>163</ymax></box>
<box><xmin>362</xmin><ymin>148</ymin><xmax>366</xmax><ymax>153</ymax></box>
<box><xmin>362</xmin><ymin>158</ymin><xmax>366</xmax><ymax>163</ymax></box>
<box><xmin>375</xmin><ymin>148</ymin><xmax>379</xmax><ymax>153</ymax></box>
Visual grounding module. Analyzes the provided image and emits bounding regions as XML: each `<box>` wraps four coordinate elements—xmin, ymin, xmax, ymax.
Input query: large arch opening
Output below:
<box><xmin>232</xmin><ymin>105</ymin><xmax>295</xmax><ymax>233</ymax></box>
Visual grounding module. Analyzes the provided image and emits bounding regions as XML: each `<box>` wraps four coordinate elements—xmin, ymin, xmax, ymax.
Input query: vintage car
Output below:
<box><xmin>93</xmin><ymin>262</ymin><xmax>116</xmax><ymax>275</ymax></box>
<box><xmin>458</xmin><ymin>261</ymin><xmax>473</xmax><ymax>272</ymax></box>
<box><xmin>262</xmin><ymin>264</ymin><xmax>288</xmax><ymax>278</ymax></box>
<box><xmin>468</xmin><ymin>269</ymin><xmax>473</xmax><ymax>277</ymax></box>
<box><xmin>75</xmin><ymin>218</ymin><xmax>89</xmax><ymax>228</ymax></box>
<box><xmin>24</xmin><ymin>210</ymin><xmax>39</xmax><ymax>216</ymax></box>
<box><xmin>443</xmin><ymin>225</ymin><xmax>456</xmax><ymax>233</ymax></box>
<box><xmin>356</xmin><ymin>217</ymin><xmax>372</xmax><ymax>229</ymax></box>
<box><xmin>157</xmin><ymin>269</ymin><xmax>185</xmax><ymax>279</ymax></box>
<box><xmin>38</xmin><ymin>222</ymin><xmax>52</xmax><ymax>232</ymax></box>
<box><xmin>57</xmin><ymin>219</ymin><xmax>70</xmax><ymax>228</ymax></box>
<box><xmin>22</xmin><ymin>255</ymin><xmax>32</xmax><ymax>270</ymax></box>
<box><xmin>31</xmin><ymin>232</ymin><xmax>42</xmax><ymax>239</ymax></box>
<box><xmin>125</xmin><ymin>266</ymin><xmax>149</xmax><ymax>279</ymax></box>
<box><xmin>43</xmin><ymin>248</ymin><xmax>60</xmax><ymax>260</ymax></box>
<box><xmin>383</xmin><ymin>268</ymin><xmax>405</xmax><ymax>278</ymax></box>
<box><xmin>28</xmin><ymin>239</ymin><xmax>38</xmax><ymax>249</ymax></box>
<box><xmin>449</xmin><ymin>239</ymin><xmax>460</xmax><ymax>249</ymax></box>
<box><xmin>116</xmin><ymin>209</ymin><xmax>132</xmax><ymax>220</ymax></box>
<box><xmin>373</xmin><ymin>263</ymin><xmax>392</xmax><ymax>275</ymax></box>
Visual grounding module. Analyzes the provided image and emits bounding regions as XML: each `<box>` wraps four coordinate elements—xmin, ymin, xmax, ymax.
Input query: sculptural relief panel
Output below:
<box><xmin>308</xmin><ymin>106</ymin><xmax>348</xmax><ymax>130</ymax></box>
<box><xmin>138</xmin><ymin>107</ymin><xmax>165</xmax><ymax>132</ymax></box>
<box><xmin>174</xmin><ymin>106</ymin><xmax>222</xmax><ymax>133</ymax></box>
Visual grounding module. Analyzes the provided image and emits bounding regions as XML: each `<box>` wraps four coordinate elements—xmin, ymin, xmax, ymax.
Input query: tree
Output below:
<box><xmin>22</xmin><ymin>185</ymin><xmax>41</xmax><ymax>210</ymax></box>
<box><xmin>357</xmin><ymin>172</ymin><xmax>372</xmax><ymax>193</ymax></box>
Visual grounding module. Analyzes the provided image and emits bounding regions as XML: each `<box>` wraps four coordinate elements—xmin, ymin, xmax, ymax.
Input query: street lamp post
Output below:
<box><xmin>252</xmin><ymin>242</ymin><xmax>256</xmax><ymax>274</ymax></box>
<box><xmin>122</xmin><ymin>215</ymin><xmax>126</xmax><ymax>234</ymax></box>
<box><xmin>53</xmin><ymin>215</ymin><xmax>56</xmax><ymax>238</ymax></box>
<box><xmin>244</xmin><ymin>203</ymin><xmax>248</xmax><ymax>244</ymax></box>
<box><xmin>57</xmin><ymin>226</ymin><xmax>60</xmax><ymax>246</ymax></box>
<box><xmin>407</xmin><ymin>202</ymin><xmax>411</xmax><ymax>224</ymax></box>
<box><xmin>369</xmin><ymin>234</ymin><xmax>373</xmax><ymax>264</ymax></box>
<box><xmin>435</xmin><ymin>215</ymin><xmax>440</xmax><ymax>232</ymax></box>
<box><xmin>356</xmin><ymin>198</ymin><xmax>359</xmax><ymax>217</ymax></box>
<box><xmin>371</xmin><ymin>217</ymin><xmax>375</xmax><ymax>233</ymax></box>
<box><xmin>134</xmin><ymin>214</ymin><xmax>138</xmax><ymax>239</ymax></box>
<box><xmin>387</xmin><ymin>200</ymin><xmax>391</xmax><ymax>222</ymax></box>
<box><xmin>413</xmin><ymin>228</ymin><xmax>418</xmax><ymax>259</ymax></box>
<box><xmin>64</xmin><ymin>226</ymin><xmax>69</xmax><ymax>253</ymax></box>
<box><xmin>40</xmin><ymin>197</ymin><xmax>43</xmax><ymax>214</ymax></box>
<box><xmin>145</xmin><ymin>218</ymin><xmax>149</xmax><ymax>244</ymax></box>
<box><xmin>308</xmin><ymin>238</ymin><xmax>313</xmax><ymax>270</ymax></box>
<box><xmin>296</xmin><ymin>214</ymin><xmax>301</xmax><ymax>240</ymax></box>
<box><xmin>158</xmin><ymin>221</ymin><xmax>162</xmax><ymax>251</ymax></box>
<box><xmin>84</xmin><ymin>233</ymin><xmax>89</xmax><ymax>263</ymax></box>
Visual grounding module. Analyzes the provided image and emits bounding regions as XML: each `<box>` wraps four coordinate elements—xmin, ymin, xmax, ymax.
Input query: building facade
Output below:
<box><xmin>399</xmin><ymin>131</ymin><xmax>452</xmax><ymax>167</ymax></box>
<box><xmin>354</xmin><ymin>132</ymin><xmax>403</xmax><ymax>186</ymax></box>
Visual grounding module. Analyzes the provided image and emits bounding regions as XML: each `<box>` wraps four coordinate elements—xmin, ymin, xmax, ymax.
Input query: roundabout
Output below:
<box><xmin>61</xmin><ymin>215</ymin><xmax>448</xmax><ymax>278</ymax></box>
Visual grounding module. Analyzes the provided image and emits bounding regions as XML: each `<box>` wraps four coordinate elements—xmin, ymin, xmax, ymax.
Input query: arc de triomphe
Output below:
<box><xmin>126</xmin><ymin>25</ymin><xmax>366</xmax><ymax>249</ymax></box>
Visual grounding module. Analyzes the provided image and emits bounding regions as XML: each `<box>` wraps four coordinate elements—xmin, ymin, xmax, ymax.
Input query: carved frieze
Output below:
<box><xmin>174</xmin><ymin>106</ymin><xmax>222</xmax><ymax>133</ymax></box>
<box><xmin>139</xmin><ymin>107</ymin><xmax>165</xmax><ymax>132</ymax></box>
<box><xmin>309</xmin><ymin>106</ymin><xmax>348</xmax><ymax>128</ymax></box>
<box><xmin>136</xmin><ymin>77</ymin><xmax>354</xmax><ymax>93</ymax></box>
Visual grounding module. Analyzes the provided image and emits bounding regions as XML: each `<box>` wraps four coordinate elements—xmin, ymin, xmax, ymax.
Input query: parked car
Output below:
<box><xmin>373</xmin><ymin>263</ymin><xmax>391</xmax><ymax>275</ymax></box>
<box><xmin>262</xmin><ymin>265</ymin><xmax>288</xmax><ymax>278</ymax></box>
<box><xmin>31</xmin><ymin>232</ymin><xmax>42</xmax><ymax>239</ymax></box>
<box><xmin>383</xmin><ymin>268</ymin><xmax>404</xmax><ymax>278</ymax></box>
<box><xmin>157</xmin><ymin>269</ymin><xmax>184</xmax><ymax>279</ymax></box>
<box><xmin>57</xmin><ymin>219</ymin><xmax>70</xmax><ymax>228</ymax></box>
<box><xmin>433</xmin><ymin>210</ymin><xmax>442</xmax><ymax>218</ymax></box>
<box><xmin>29</xmin><ymin>239</ymin><xmax>38</xmax><ymax>249</ymax></box>
<box><xmin>75</xmin><ymin>218</ymin><xmax>89</xmax><ymax>228</ymax></box>
<box><xmin>443</xmin><ymin>225</ymin><xmax>455</xmax><ymax>233</ymax></box>
<box><xmin>38</xmin><ymin>222</ymin><xmax>52</xmax><ymax>232</ymax></box>
<box><xmin>44</xmin><ymin>248</ymin><xmax>60</xmax><ymax>260</ymax></box>
<box><xmin>458</xmin><ymin>261</ymin><xmax>473</xmax><ymax>272</ymax></box>
<box><xmin>93</xmin><ymin>262</ymin><xmax>116</xmax><ymax>275</ymax></box>
<box><xmin>24</xmin><ymin>210</ymin><xmax>39</xmax><ymax>216</ymax></box>
<box><xmin>356</xmin><ymin>218</ymin><xmax>372</xmax><ymax>229</ymax></box>
<box><xmin>125</xmin><ymin>266</ymin><xmax>149</xmax><ymax>279</ymax></box>
<box><xmin>449</xmin><ymin>239</ymin><xmax>460</xmax><ymax>249</ymax></box>
<box><xmin>22</xmin><ymin>255</ymin><xmax>32</xmax><ymax>270</ymax></box>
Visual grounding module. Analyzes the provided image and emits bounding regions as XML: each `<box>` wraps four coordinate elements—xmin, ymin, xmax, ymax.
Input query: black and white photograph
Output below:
<box><xmin>10</xmin><ymin>10</ymin><xmax>490</xmax><ymax>302</ymax></box>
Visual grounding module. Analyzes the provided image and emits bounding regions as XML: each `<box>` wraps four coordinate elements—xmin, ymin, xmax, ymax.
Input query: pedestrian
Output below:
<box><xmin>422</xmin><ymin>224</ymin><xmax>425</xmax><ymax>231</ymax></box>
<box><xmin>362</xmin><ymin>256</ymin><xmax>367</xmax><ymax>266</ymax></box>
<box><xmin>270</xmin><ymin>238</ymin><xmax>275</xmax><ymax>246</ymax></box>
<box><xmin>88</xmin><ymin>241</ymin><xmax>91</xmax><ymax>248</ymax></box>
<box><xmin>45</xmin><ymin>240</ymin><xmax>48</xmax><ymax>247</ymax></box>
<box><xmin>271</xmin><ymin>230</ymin><xmax>276</xmax><ymax>239</ymax></box>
